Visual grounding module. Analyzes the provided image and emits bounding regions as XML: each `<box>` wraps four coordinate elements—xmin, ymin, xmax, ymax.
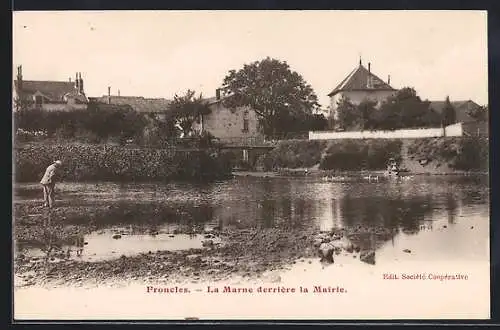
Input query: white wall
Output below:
<box><xmin>309</xmin><ymin>123</ymin><xmax>463</xmax><ymax>140</ymax></box>
<box><xmin>444</xmin><ymin>123</ymin><xmax>463</xmax><ymax>137</ymax></box>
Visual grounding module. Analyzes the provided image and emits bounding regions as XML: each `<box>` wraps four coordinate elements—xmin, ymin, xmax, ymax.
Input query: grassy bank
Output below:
<box><xmin>14</xmin><ymin>144</ymin><xmax>232</xmax><ymax>183</ymax></box>
<box><xmin>255</xmin><ymin>137</ymin><xmax>488</xmax><ymax>173</ymax></box>
<box><xmin>406</xmin><ymin>137</ymin><xmax>489</xmax><ymax>172</ymax></box>
<box><xmin>256</xmin><ymin>139</ymin><xmax>402</xmax><ymax>171</ymax></box>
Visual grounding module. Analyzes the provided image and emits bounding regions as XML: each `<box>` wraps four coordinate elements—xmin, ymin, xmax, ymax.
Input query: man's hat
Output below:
<box><xmin>54</xmin><ymin>160</ymin><xmax>62</xmax><ymax>165</ymax></box>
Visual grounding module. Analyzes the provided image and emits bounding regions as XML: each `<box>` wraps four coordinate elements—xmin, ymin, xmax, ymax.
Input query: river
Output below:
<box><xmin>13</xmin><ymin>174</ymin><xmax>491</xmax><ymax>319</ymax></box>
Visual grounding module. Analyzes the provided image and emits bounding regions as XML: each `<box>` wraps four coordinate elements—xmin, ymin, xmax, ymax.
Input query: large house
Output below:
<box><xmin>328</xmin><ymin>60</ymin><xmax>397</xmax><ymax>120</ymax></box>
<box><xmin>13</xmin><ymin>66</ymin><xmax>88</xmax><ymax>111</ymax></box>
<box><xmin>429</xmin><ymin>99</ymin><xmax>488</xmax><ymax>136</ymax></box>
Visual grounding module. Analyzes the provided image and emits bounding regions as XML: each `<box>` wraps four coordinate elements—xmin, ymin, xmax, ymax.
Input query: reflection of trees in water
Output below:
<box><xmin>445</xmin><ymin>193</ymin><xmax>459</xmax><ymax>224</ymax></box>
<box><xmin>340</xmin><ymin>195</ymin><xmax>436</xmax><ymax>235</ymax></box>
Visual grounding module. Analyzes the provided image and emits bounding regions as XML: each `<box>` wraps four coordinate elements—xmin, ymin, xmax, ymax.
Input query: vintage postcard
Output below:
<box><xmin>12</xmin><ymin>10</ymin><xmax>490</xmax><ymax>320</ymax></box>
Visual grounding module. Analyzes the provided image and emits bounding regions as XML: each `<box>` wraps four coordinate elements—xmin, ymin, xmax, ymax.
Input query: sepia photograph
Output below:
<box><xmin>12</xmin><ymin>10</ymin><xmax>490</xmax><ymax>320</ymax></box>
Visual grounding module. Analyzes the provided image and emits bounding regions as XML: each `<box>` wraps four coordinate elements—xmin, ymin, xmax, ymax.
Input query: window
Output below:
<box><xmin>35</xmin><ymin>95</ymin><xmax>43</xmax><ymax>107</ymax></box>
<box><xmin>242</xmin><ymin>110</ymin><xmax>249</xmax><ymax>132</ymax></box>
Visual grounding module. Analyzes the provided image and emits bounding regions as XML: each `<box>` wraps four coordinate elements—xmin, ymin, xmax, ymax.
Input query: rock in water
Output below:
<box><xmin>360</xmin><ymin>251</ymin><xmax>375</xmax><ymax>265</ymax></box>
<box><xmin>403</xmin><ymin>249</ymin><xmax>411</xmax><ymax>253</ymax></box>
<box><xmin>112</xmin><ymin>234</ymin><xmax>122</xmax><ymax>239</ymax></box>
<box><xmin>186</xmin><ymin>254</ymin><xmax>202</xmax><ymax>263</ymax></box>
<box><xmin>319</xmin><ymin>243</ymin><xmax>334</xmax><ymax>264</ymax></box>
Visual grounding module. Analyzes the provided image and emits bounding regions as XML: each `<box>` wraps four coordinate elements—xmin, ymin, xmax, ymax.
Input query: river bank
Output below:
<box><xmin>14</xmin><ymin>197</ymin><xmax>391</xmax><ymax>288</ymax></box>
<box><xmin>254</xmin><ymin>137</ymin><xmax>488</xmax><ymax>174</ymax></box>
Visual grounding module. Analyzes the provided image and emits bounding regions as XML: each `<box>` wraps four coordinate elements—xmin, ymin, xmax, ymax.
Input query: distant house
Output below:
<box><xmin>328</xmin><ymin>60</ymin><xmax>397</xmax><ymax>120</ymax></box>
<box><xmin>88</xmin><ymin>88</ymin><xmax>171</xmax><ymax>120</ymax></box>
<box><xmin>13</xmin><ymin>66</ymin><xmax>88</xmax><ymax>112</ymax></box>
<box><xmin>429</xmin><ymin>99</ymin><xmax>488</xmax><ymax>136</ymax></box>
<box><xmin>197</xmin><ymin>90</ymin><xmax>262</xmax><ymax>145</ymax></box>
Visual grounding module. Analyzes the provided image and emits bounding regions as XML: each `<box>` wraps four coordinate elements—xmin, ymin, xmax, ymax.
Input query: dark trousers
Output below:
<box><xmin>42</xmin><ymin>183</ymin><xmax>55</xmax><ymax>208</ymax></box>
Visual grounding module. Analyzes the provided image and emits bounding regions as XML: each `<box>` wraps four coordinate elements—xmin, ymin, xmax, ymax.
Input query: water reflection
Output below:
<box><xmin>14</xmin><ymin>176</ymin><xmax>489</xmax><ymax>262</ymax></box>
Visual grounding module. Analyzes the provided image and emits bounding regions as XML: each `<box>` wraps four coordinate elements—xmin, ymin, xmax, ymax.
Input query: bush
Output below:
<box><xmin>255</xmin><ymin>140</ymin><xmax>327</xmax><ymax>170</ymax></box>
<box><xmin>14</xmin><ymin>144</ymin><xmax>232</xmax><ymax>183</ymax></box>
<box><xmin>407</xmin><ymin>137</ymin><xmax>488</xmax><ymax>171</ymax></box>
<box><xmin>319</xmin><ymin>139</ymin><xmax>402</xmax><ymax>171</ymax></box>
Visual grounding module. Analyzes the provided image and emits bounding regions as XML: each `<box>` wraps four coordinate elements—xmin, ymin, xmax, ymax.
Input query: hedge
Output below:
<box><xmin>14</xmin><ymin>144</ymin><xmax>232</xmax><ymax>183</ymax></box>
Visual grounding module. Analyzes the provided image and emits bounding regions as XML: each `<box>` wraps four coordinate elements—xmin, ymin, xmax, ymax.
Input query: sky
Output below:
<box><xmin>13</xmin><ymin>10</ymin><xmax>488</xmax><ymax>107</ymax></box>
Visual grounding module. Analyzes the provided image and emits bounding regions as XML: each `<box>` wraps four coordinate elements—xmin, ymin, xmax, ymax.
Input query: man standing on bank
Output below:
<box><xmin>40</xmin><ymin>160</ymin><xmax>62</xmax><ymax>209</ymax></box>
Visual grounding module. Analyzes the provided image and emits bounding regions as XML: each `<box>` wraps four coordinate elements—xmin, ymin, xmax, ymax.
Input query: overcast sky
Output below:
<box><xmin>13</xmin><ymin>10</ymin><xmax>488</xmax><ymax>106</ymax></box>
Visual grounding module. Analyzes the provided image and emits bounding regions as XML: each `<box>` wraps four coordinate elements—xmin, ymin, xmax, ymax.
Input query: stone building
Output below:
<box><xmin>328</xmin><ymin>60</ymin><xmax>397</xmax><ymax>120</ymax></box>
<box><xmin>198</xmin><ymin>90</ymin><xmax>262</xmax><ymax>145</ymax></box>
<box><xmin>13</xmin><ymin>66</ymin><xmax>88</xmax><ymax>112</ymax></box>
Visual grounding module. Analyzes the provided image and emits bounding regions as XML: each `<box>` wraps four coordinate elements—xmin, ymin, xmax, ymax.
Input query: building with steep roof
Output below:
<box><xmin>328</xmin><ymin>60</ymin><xmax>397</xmax><ymax>120</ymax></box>
<box><xmin>13</xmin><ymin>66</ymin><xmax>89</xmax><ymax>112</ymax></box>
<box><xmin>429</xmin><ymin>99</ymin><xmax>488</xmax><ymax>136</ymax></box>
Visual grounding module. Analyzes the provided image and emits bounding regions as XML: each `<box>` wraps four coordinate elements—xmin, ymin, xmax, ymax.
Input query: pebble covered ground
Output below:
<box><xmin>14</xmin><ymin>201</ymin><xmax>396</xmax><ymax>288</ymax></box>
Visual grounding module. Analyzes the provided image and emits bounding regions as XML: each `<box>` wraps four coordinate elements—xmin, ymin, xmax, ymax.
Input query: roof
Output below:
<box><xmin>14</xmin><ymin>80</ymin><xmax>78</xmax><ymax>102</ymax></box>
<box><xmin>90</xmin><ymin>95</ymin><xmax>171</xmax><ymax>113</ymax></box>
<box><xmin>429</xmin><ymin>100</ymin><xmax>481</xmax><ymax>123</ymax></box>
<box><xmin>328</xmin><ymin>63</ymin><xmax>396</xmax><ymax>97</ymax></box>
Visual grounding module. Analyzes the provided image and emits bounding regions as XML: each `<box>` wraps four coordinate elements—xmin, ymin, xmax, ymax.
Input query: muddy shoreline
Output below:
<box><xmin>14</xmin><ymin>199</ymin><xmax>389</xmax><ymax>288</ymax></box>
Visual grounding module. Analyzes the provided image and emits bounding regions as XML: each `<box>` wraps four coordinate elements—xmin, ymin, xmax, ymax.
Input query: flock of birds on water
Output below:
<box><xmin>321</xmin><ymin>173</ymin><xmax>414</xmax><ymax>183</ymax></box>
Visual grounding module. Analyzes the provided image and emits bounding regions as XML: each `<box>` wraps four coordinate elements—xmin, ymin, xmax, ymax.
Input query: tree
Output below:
<box><xmin>375</xmin><ymin>87</ymin><xmax>436</xmax><ymax>130</ymax></box>
<box><xmin>165</xmin><ymin>90</ymin><xmax>212</xmax><ymax>138</ymax></box>
<box><xmin>220</xmin><ymin>57</ymin><xmax>320</xmax><ymax>137</ymax></box>
<box><xmin>335</xmin><ymin>96</ymin><xmax>361</xmax><ymax>130</ymax></box>
<box><xmin>441</xmin><ymin>96</ymin><xmax>456</xmax><ymax>127</ymax></box>
<box><xmin>357</xmin><ymin>100</ymin><xmax>378</xmax><ymax>130</ymax></box>
<box><xmin>468</xmin><ymin>105</ymin><xmax>488</xmax><ymax>122</ymax></box>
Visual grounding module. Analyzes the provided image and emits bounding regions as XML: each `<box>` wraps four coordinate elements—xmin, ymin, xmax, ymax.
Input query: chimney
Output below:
<box><xmin>78</xmin><ymin>72</ymin><xmax>84</xmax><ymax>94</ymax></box>
<box><xmin>368</xmin><ymin>62</ymin><xmax>371</xmax><ymax>73</ymax></box>
<box><xmin>388</xmin><ymin>75</ymin><xmax>391</xmax><ymax>85</ymax></box>
<box><xmin>17</xmin><ymin>65</ymin><xmax>23</xmax><ymax>90</ymax></box>
<box><xmin>108</xmin><ymin>86</ymin><xmax>111</xmax><ymax>104</ymax></box>
<box><xmin>216</xmin><ymin>88</ymin><xmax>221</xmax><ymax>100</ymax></box>
<box><xmin>69</xmin><ymin>77</ymin><xmax>72</xmax><ymax>82</ymax></box>
<box><xmin>118</xmin><ymin>89</ymin><xmax>120</xmax><ymax>97</ymax></box>
<box><xmin>75</xmin><ymin>72</ymin><xmax>79</xmax><ymax>91</ymax></box>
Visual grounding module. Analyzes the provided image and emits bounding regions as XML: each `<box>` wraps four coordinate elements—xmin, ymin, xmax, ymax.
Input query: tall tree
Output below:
<box><xmin>165</xmin><ymin>90</ymin><xmax>212</xmax><ymax>138</ymax></box>
<box><xmin>441</xmin><ymin>96</ymin><xmax>456</xmax><ymax>127</ymax></box>
<box><xmin>220</xmin><ymin>57</ymin><xmax>320</xmax><ymax>137</ymax></box>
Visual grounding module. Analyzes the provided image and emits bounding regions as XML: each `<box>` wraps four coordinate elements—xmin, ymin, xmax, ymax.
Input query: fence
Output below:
<box><xmin>309</xmin><ymin>123</ymin><xmax>463</xmax><ymax>140</ymax></box>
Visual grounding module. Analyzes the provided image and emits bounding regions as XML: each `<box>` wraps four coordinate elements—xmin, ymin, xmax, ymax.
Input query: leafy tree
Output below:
<box><xmin>335</xmin><ymin>96</ymin><xmax>361</xmax><ymax>130</ymax></box>
<box><xmin>375</xmin><ymin>87</ymin><xmax>436</xmax><ymax>130</ymax></box>
<box><xmin>220</xmin><ymin>57</ymin><xmax>320</xmax><ymax>137</ymax></box>
<box><xmin>357</xmin><ymin>100</ymin><xmax>378</xmax><ymax>130</ymax></box>
<box><xmin>308</xmin><ymin>114</ymin><xmax>329</xmax><ymax>131</ymax></box>
<box><xmin>441</xmin><ymin>96</ymin><xmax>456</xmax><ymax>126</ymax></box>
<box><xmin>165</xmin><ymin>89</ymin><xmax>212</xmax><ymax>138</ymax></box>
